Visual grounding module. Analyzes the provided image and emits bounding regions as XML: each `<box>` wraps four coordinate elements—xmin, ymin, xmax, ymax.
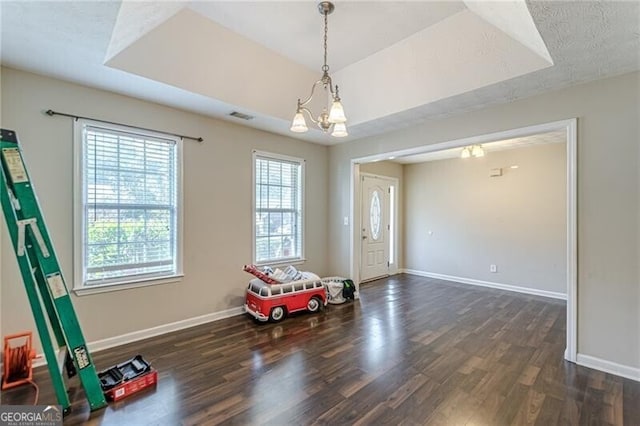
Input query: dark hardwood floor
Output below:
<box><xmin>3</xmin><ymin>274</ymin><xmax>639</xmax><ymax>425</ymax></box>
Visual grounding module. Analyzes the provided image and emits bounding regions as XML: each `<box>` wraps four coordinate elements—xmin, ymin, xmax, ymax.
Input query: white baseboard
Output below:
<box><xmin>401</xmin><ymin>269</ymin><xmax>567</xmax><ymax>300</ymax></box>
<box><xmin>576</xmin><ymin>353</ymin><xmax>640</xmax><ymax>382</ymax></box>
<box><xmin>33</xmin><ymin>306</ymin><xmax>245</xmax><ymax>367</ymax></box>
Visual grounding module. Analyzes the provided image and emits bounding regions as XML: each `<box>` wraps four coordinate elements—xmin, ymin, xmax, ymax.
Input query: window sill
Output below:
<box><xmin>255</xmin><ymin>259</ymin><xmax>307</xmax><ymax>268</ymax></box>
<box><xmin>73</xmin><ymin>274</ymin><xmax>184</xmax><ymax>296</ymax></box>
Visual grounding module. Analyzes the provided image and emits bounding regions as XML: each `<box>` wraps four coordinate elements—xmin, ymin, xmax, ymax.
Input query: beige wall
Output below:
<box><xmin>359</xmin><ymin>160</ymin><xmax>403</xmax><ymax>178</ymax></box>
<box><xmin>359</xmin><ymin>161</ymin><xmax>404</xmax><ymax>268</ymax></box>
<box><xmin>2</xmin><ymin>65</ymin><xmax>638</xmax><ymax>375</ymax></box>
<box><xmin>329</xmin><ymin>71</ymin><xmax>639</xmax><ymax>369</ymax></box>
<box><xmin>0</xmin><ymin>67</ymin><xmax>329</xmax><ymax>352</ymax></box>
<box><xmin>404</xmin><ymin>143</ymin><xmax>566</xmax><ymax>294</ymax></box>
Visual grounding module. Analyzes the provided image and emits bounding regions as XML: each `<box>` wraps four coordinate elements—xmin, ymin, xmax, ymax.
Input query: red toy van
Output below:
<box><xmin>244</xmin><ymin>278</ymin><xmax>327</xmax><ymax>322</ymax></box>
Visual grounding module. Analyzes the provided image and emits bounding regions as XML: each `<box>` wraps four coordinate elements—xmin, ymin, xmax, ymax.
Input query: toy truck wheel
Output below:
<box><xmin>269</xmin><ymin>306</ymin><xmax>286</xmax><ymax>322</ymax></box>
<box><xmin>307</xmin><ymin>297</ymin><xmax>322</xmax><ymax>313</ymax></box>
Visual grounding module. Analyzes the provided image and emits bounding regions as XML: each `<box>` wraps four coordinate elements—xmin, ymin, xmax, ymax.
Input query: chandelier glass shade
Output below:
<box><xmin>471</xmin><ymin>145</ymin><xmax>485</xmax><ymax>157</ymax></box>
<box><xmin>290</xmin><ymin>2</ymin><xmax>348</xmax><ymax>137</ymax></box>
<box><xmin>461</xmin><ymin>144</ymin><xmax>485</xmax><ymax>158</ymax></box>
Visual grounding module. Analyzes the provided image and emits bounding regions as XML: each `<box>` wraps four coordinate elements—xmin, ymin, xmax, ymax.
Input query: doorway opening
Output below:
<box><xmin>349</xmin><ymin>119</ymin><xmax>577</xmax><ymax>363</ymax></box>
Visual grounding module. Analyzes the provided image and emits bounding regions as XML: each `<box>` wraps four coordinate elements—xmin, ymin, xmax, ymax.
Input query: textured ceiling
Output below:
<box><xmin>1</xmin><ymin>1</ymin><xmax>638</xmax><ymax>145</ymax></box>
<box><xmin>348</xmin><ymin>1</ymin><xmax>640</xmax><ymax>140</ymax></box>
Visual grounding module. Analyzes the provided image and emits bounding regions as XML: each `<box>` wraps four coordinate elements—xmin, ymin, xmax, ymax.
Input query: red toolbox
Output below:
<box><xmin>98</xmin><ymin>355</ymin><xmax>157</xmax><ymax>402</ymax></box>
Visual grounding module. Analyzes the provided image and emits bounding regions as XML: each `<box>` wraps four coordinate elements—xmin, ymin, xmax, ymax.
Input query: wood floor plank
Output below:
<box><xmin>2</xmin><ymin>274</ymin><xmax>638</xmax><ymax>425</ymax></box>
<box><xmin>518</xmin><ymin>365</ymin><xmax>542</xmax><ymax>386</ymax></box>
<box><xmin>512</xmin><ymin>388</ymin><xmax>546</xmax><ymax>425</ymax></box>
<box><xmin>534</xmin><ymin>395</ymin><xmax>563</xmax><ymax>426</ymax></box>
<box><xmin>622</xmin><ymin>379</ymin><xmax>640</xmax><ymax>426</ymax></box>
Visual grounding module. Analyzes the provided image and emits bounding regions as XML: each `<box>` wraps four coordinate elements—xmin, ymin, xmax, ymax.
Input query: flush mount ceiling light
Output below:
<box><xmin>290</xmin><ymin>1</ymin><xmax>348</xmax><ymax>138</ymax></box>
<box><xmin>460</xmin><ymin>144</ymin><xmax>485</xmax><ymax>158</ymax></box>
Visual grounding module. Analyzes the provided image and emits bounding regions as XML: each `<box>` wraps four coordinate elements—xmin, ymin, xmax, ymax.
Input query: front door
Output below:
<box><xmin>360</xmin><ymin>175</ymin><xmax>391</xmax><ymax>282</ymax></box>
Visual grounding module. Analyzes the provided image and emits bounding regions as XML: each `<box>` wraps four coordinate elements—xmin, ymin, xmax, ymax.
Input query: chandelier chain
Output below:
<box><xmin>323</xmin><ymin>10</ymin><xmax>329</xmax><ymax>72</ymax></box>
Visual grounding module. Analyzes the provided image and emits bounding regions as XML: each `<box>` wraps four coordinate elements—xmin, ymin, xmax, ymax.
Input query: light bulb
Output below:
<box><xmin>461</xmin><ymin>147</ymin><xmax>471</xmax><ymax>159</ymax></box>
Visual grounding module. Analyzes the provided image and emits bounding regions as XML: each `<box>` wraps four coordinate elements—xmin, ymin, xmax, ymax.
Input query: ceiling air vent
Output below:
<box><xmin>229</xmin><ymin>111</ymin><xmax>254</xmax><ymax>120</ymax></box>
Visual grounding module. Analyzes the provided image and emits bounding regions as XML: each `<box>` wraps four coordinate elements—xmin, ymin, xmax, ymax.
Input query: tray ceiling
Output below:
<box><xmin>1</xmin><ymin>1</ymin><xmax>638</xmax><ymax>145</ymax></box>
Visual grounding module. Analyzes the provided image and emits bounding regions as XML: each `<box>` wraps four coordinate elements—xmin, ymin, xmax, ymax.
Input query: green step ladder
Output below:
<box><xmin>0</xmin><ymin>128</ymin><xmax>107</xmax><ymax>414</ymax></box>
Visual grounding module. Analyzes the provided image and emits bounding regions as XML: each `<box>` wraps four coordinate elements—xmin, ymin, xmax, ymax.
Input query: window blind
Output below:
<box><xmin>254</xmin><ymin>155</ymin><xmax>303</xmax><ymax>263</ymax></box>
<box><xmin>83</xmin><ymin>126</ymin><xmax>178</xmax><ymax>284</ymax></box>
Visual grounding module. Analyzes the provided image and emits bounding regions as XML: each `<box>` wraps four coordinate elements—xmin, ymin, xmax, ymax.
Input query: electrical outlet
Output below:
<box><xmin>343</xmin><ymin>216</ymin><xmax>349</xmax><ymax>226</ymax></box>
<box><xmin>490</xmin><ymin>264</ymin><xmax>497</xmax><ymax>273</ymax></box>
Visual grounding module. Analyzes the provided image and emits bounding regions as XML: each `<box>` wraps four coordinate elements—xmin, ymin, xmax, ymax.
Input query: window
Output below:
<box><xmin>253</xmin><ymin>151</ymin><xmax>304</xmax><ymax>265</ymax></box>
<box><xmin>74</xmin><ymin>119</ymin><xmax>182</xmax><ymax>293</ymax></box>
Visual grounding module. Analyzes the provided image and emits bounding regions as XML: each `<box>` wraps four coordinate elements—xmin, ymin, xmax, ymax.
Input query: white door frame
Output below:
<box><xmin>359</xmin><ymin>173</ymin><xmax>399</xmax><ymax>281</ymax></box>
<box><xmin>349</xmin><ymin>118</ymin><xmax>578</xmax><ymax>363</ymax></box>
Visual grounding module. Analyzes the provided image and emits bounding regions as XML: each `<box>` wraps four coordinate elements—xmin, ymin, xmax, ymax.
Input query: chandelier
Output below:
<box><xmin>290</xmin><ymin>1</ymin><xmax>348</xmax><ymax>137</ymax></box>
<box><xmin>460</xmin><ymin>145</ymin><xmax>485</xmax><ymax>158</ymax></box>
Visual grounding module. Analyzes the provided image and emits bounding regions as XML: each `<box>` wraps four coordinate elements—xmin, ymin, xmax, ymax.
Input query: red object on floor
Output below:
<box><xmin>2</xmin><ymin>332</ymin><xmax>36</xmax><ymax>390</ymax></box>
<box><xmin>103</xmin><ymin>369</ymin><xmax>158</xmax><ymax>402</ymax></box>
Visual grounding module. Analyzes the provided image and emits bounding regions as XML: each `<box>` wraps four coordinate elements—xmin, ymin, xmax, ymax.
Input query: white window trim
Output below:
<box><xmin>73</xmin><ymin>118</ymin><xmax>184</xmax><ymax>296</ymax></box>
<box><xmin>252</xmin><ymin>150</ymin><xmax>305</xmax><ymax>266</ymax></box>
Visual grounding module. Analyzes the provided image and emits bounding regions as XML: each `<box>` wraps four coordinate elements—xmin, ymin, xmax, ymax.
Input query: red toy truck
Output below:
<box><xmin>244</xmin><ymin>278</ymin><xmax>327</xmax><ymax>322</ymax></box>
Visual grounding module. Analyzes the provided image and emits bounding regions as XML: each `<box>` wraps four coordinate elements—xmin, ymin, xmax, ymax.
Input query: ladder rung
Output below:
<box><xmin>57</xmin><ymin>347</ymin><xmax>68</xmax><ymax>371</ymax></box>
